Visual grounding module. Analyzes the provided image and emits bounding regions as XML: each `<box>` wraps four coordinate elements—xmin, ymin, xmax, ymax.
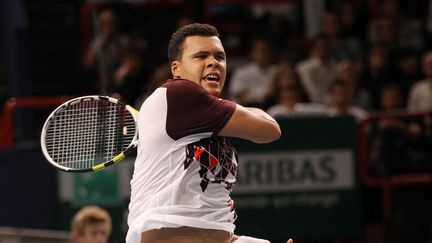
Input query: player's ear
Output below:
<box><xmin>171</xmin><ymin>61</ymin><xmax>181</xmax><ymax>79</ymax></box>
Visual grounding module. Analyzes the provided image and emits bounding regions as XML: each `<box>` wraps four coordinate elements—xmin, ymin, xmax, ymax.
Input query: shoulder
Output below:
<box><xmin>414</xmin><ymin>80</ymin><xmax>430</xmax><ymax>88</ymax></box>
<box><xmin>162</xmin><ymin>79</ymin><xmax>207</xmax><ymax>97</ymax></box>
<box><xmin>409</xmin><ymin>80</ymin><xmax>430</xmax><ymax>94</ymax></box>
<box><xmin>163</xmin><ymin>78</ymin><xmax>202</xmax><ymax>88</ymax></box>
<box><xmin>163</xmin><ymin>79</ymin><xmax>234</xmax><ymax>110</ymax></box>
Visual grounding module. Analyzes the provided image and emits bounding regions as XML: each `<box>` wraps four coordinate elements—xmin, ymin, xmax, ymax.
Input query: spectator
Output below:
<box><xmin>83</xmin><ymin>7</ymin><xmax>128</xmax><ymax>94</ymax></box>
<box><xmin>319</xmin><ymin>11</ymin><xmax>363</xmax><ymax>61</ymax></box>
<box><xmin>267</xmin><ymin>86</ymin><xmax>326</xmax><ymax>118</ymax></box>
<box><xmin>378</xmin><ymin>82</ymin><xmax>405</xmax><ymax>112</ymax></box>
<box><xmin>360</xmin><ymin>44</ymin><xmax>397</xmax><ymax>109</ymax></box>
<box><xmin>113</xmin><ymin>45</ymin><xmax>151</xmax><ymax>106</ymax></box>
<box><xmin>228</xmin><ymin>37</ymin><xmax>277</xmax><ymax>107</ymax></box>
<box><xmin>135</xmin><ymin>63</ymin><xmax>172</xmax><ymax>107</ymax></box>
<box><xmin>407</xmin><ymin>51</ymin><xmax>432</xmax><ymax>111</ymax></box>
<box><xmin>265</xmin><ymin>62</ymin><xmax>306</xmax><ymax>106</ymax></box>
<box><xmin>368</xmin><ymin>16</ymin><xmax>398</xmax><ymax>54</ymax></box>
<box><xmin>71</xmin><ymin>206</ymin><xmax>112</xmax><ymax>243</ymax></box>
<box><xmin>336</xmin><ymin>1</ymin><xmax>368</xmax><ymax>42</ymax></box>
<box><xmin>267</xmin><ymin>83</ymin><xmax>303</xmax><ymax>118</ymax></box>
<box><xmin>128</xmin><ymin>28</ymin><xmax>150</xmax><ymax>63</ymax></box>
<box><xmin>296</xmin><ymin>35</ymin><xmax>337</xmax><ymax>104</ymax></box>
<box><xmin>335</xmin><ymin>60</ymin><xmax>372</xmax><ymax>110</ymax></box>
<box><xmin>393</xmin><ymin>49</ymin><xmax>422</xmax><ymax>99</ymax></box>
<box><xmin>265</xmin><ymin>62</ymin><xmax>328</xmax><ymax>118</ymax></box>
<box><xmin>266</xmin><ymin>84</ymin><xmax>304</xmax><ymax>118</ymax></box>
<box><xmin>368</xmin><ymin>82</ymin><xmax>406</xmax><ymax>175</ymax></box>
<box><xmin>326</xmin><ymin>80</ymin><xmax>368</xmax><ymax>121</ymax></box>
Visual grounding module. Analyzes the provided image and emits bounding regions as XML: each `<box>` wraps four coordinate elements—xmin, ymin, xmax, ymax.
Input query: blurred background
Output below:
<box><xmin>1</xmin><ymin>0</ymin><xmax>432</xmax><ymax>242</ymax></box>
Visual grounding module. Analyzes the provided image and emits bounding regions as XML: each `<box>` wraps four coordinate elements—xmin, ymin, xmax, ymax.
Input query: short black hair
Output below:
<box><xmin>168</xmin><ymin>23</ymin><xmax>220</xmax><ymax>63</ymax></box>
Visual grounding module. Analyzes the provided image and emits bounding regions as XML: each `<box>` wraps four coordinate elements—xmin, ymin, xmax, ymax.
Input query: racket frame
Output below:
<box><xmin>40</xmin><ymin>95</ymin><xmax>139</xmax><ymax>172</ymax></box>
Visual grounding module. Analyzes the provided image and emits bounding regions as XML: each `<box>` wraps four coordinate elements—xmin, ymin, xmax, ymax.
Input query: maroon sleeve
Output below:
<box><xmin>163</xmin><ymin>79</ymin><xmax>236</xmax><ymax>140</ymax></box>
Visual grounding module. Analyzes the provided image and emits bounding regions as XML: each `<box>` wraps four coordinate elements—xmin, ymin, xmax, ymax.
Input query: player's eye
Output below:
<box><xmin>216</xmin><ymin>54</ymin><xmax>225</xmax><ymax>61</ymax></box>
<box><xmin>194</xmin><ymin>54</ymin><xmax>207</xmax><ymax>59</ymax></box>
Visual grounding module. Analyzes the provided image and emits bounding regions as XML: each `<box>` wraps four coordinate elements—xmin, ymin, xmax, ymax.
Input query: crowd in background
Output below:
<box><xmin>83</xmin><ymin>0</ymin><xmax>432</xmax><ymax>114</ymax></box>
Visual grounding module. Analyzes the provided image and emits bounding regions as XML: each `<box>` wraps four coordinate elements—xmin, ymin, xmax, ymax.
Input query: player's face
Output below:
<box><xmin>75</xmin><ymin>223</ymin><xmax>109</xmax><ymax>243</ymax></box>
<box><xmin>171</xmin><ymin>36</ymin><xmax>227</xmax><ymax>97</ymax></box>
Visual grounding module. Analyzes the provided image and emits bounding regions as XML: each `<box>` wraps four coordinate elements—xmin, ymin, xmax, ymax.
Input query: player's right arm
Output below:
<box><xmin>219</xmin><ymin>104</ymin><xmax>281</xmax><ymax>144</ymax></box>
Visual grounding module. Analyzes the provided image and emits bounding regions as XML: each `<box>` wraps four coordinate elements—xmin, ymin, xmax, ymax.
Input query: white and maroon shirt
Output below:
<box><xmin>126</xmin><ymin>79</ymin><xmax>238</xmax><ymax>243</ymax></box>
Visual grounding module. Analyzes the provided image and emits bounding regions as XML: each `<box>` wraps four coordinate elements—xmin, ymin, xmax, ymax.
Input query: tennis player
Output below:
<box><xmin>126</xmin><ymin>23</ymin><xmax>293</xmax><ymax>243</ymax></box>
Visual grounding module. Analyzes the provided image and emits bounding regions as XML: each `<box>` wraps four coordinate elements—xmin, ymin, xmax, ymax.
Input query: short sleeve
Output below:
<box><xmin>163</xmin><ymin>79</ymin><xmax>236</xmax><ymax>140</ymax></box>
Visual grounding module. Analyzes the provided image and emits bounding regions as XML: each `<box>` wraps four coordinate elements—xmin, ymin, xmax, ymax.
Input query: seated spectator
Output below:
<box><xmin>319</xmin><ymin>11</ymin><xmax>363</xmax><ymax>61</ymax></box>
<box><xmin>407</xmin><ymin>51</ymin><xmax>432</xmax><ymax>111</ymax></box>
<box><xmin>368</xmin><ymin>16</ymin><xmax>398</xmax><ymax>54</ymax></box>
<box><xmin>264</xmin><ymin>62</ymin><xmax>307</xmax><ymax>107</ymax></box>
<box><xmin>266</xmin><ymin>84</ymin><xmax>302</xmax><ymax>118</ymax></box>
<box><xmin>368</xmin><ymin>83</ymin><xmax>406</xmax><ymax>177</ymax></box>
<box><xmin>228</xmin><ymin>37</ymin><xmax>277</xmax><ymax>107</ymax></box>
<box><xmin>393</xmin><ymin>49</ymin><xmax>422</xmax><ymax>99</ymax></box>
<box><xmin>378</xmin><ymin>82</ymin><xmax>405</xmax><ymax>112</ymax></box>
<box><xmin>266</xmin><ymin>62</ymin><xmax>327</xmax><ymax>118</ymax></box>
<box><xmin>296</xmin><ymin>35</ymin><xmax>337</xmax><ymax>104</ymax></box>
<box><xmin>335</xmin><ymin>59</ymin><xmax>372</xmax><ymax>110</ymax></box>
<box><xmin>336</xmin><ymin>1</ymin><xmax>367</xmax><ymax>42</ymax></box>
<box><xmin>83</xmin><ymin>7</ymin><xmax>128</xmax><ymax>94</ymax></box>
<box><xmin>360</xmin><ymin>44</ymin><xmax>397</xmax><ymax>108</ymax></box>
<box><xmin>326</xmin><ymin>80</ymin><xmax>368</xmax><ymax>121</ymax></box>
<box><xmin>266</xmin><ymin>62</ymin><xmax>328</xmax><ymax>118</ymax></box>
<box><xmin>71</xmin><ymin>206</ymin><xmax>112</xmax><ymax>243</ymax></box>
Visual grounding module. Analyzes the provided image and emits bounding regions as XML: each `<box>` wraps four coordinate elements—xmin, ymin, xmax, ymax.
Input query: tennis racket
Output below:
<box><xmin>40</xmin><ymin>95</ymin><xmax>139</xmax><ymax>172</ymax></box>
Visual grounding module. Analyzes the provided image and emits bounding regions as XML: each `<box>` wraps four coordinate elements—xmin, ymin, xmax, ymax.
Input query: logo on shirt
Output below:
<box><xmin>184</xmin><ymin>137</ymin><xmax>238</xmax><ymax>192</ymax></box>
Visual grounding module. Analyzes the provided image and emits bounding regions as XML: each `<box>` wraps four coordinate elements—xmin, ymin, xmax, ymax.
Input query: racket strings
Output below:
<box><xmin>44</xmin><ymin>99</ymin><xmax>136</xmax><ymax>169</ymax></box>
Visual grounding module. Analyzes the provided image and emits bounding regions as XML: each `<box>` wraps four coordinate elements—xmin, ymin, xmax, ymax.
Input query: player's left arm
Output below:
<box><xmin>219</xmin><ymin>104</ymin><xmax>281</xmax><ymax>144</ymax></box>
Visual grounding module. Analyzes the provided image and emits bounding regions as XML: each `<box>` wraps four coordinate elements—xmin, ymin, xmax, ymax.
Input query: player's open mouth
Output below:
<box><xmin>203</xmin><ymin>74</ymin><xmax>220</xmax><ymax>83</ymax></box>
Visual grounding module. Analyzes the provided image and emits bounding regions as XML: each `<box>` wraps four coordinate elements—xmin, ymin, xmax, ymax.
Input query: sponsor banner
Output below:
<box><xmin>234</xmin><ymin>149</ymin><xmax>354</xmax><ymax>194</ymax></box>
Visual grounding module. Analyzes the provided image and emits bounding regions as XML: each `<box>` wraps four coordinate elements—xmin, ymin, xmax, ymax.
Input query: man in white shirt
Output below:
<box><xmin>127</xmin><ymin>23</ymin><xmax>292</xmax><ymax>243</ymax></box>
<box><xmin>407</xmin><ymin>51</ymin><xmax>432</xmax><ymax>111</ymax></box>
<box><xmin>228</xmin><ymin>38</ymin><xmax>276</xmax><ymax>106</ymax></box>
<box><xmin>296</xmin><ymin>35</ymin><xmax>336</xmax><ymax>104</ymax></box>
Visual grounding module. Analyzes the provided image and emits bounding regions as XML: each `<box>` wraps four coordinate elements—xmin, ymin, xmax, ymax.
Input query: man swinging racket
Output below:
<box><xmin>126</xmin><ymin>23</ymin><xmax>293</xmax><ymax>243</ymax></box>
